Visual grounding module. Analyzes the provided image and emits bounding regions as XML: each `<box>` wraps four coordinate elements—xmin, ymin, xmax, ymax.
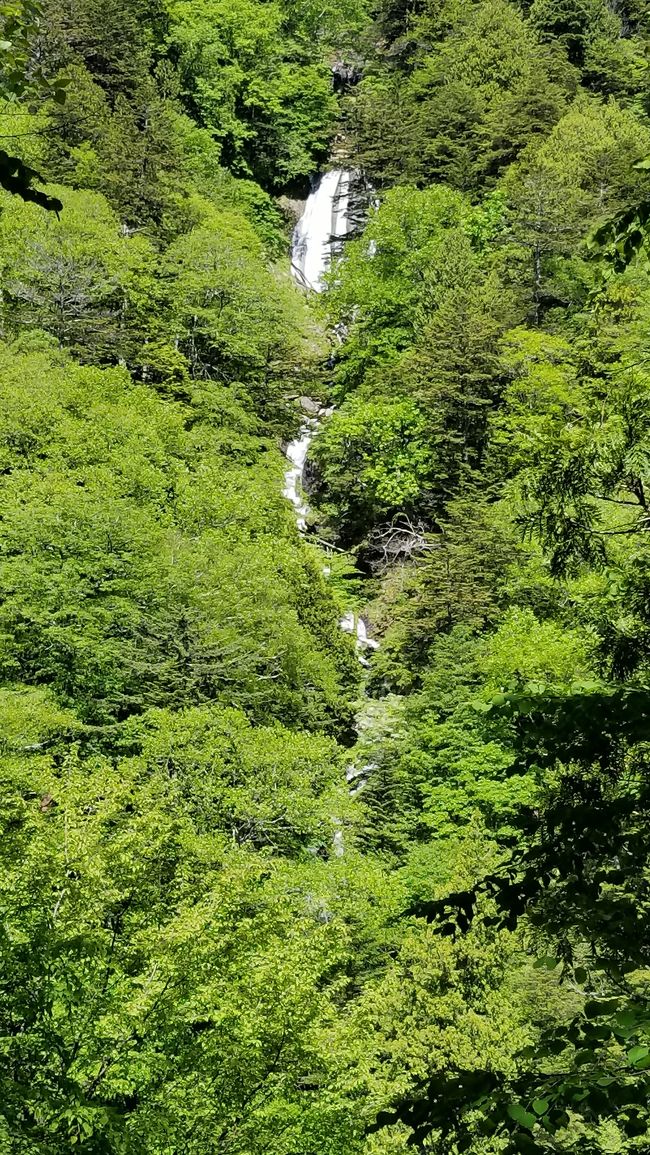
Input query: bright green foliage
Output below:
<box><xmin>3</xmin><ymin>0</ymin><xmax>650</xmax><ymax>1151</ymax></box>
<box><xmin>359</xmin><ymin>607</ymin><xmax>594</xmax><ymax>851</ymax></box>
<box><xmin>125</xmin><ymin>703</ymin><xmax>351</xmax><ymax>851</ymax></box>
<box><xmin>0</xmin><ymin>686</ymin><xmax>524</xmax><ymax>1153</ymax></box>
<box><xmin>298</xmin><ymin>4</ymin><xmax>650</xmax><ymax>1148</ymax></box>
<box><xmin>0</xmin><ymin>185</ymin><xmax>311</xmax><ymax>414</ymax></box>
<box><xmin>391</xmin><ymin>673</ymin><xmax>650</xmax><ymax>1153</ymax></box>
<box><xmin>486</xmin><ymin>327</ymin><xmax>582</xmax><ymax>482</ymax></box>
<box><xmin>528</xmin><ymin>0</ymin><xmax>650</xmax><ymax>95</ymax></box>
<box><xmin>0</xmin><ymin>186</ymin><xmax>157</xmax><ymax>362</ymax></box>
<box><xmin>324</xmin><ymin>183</ymin><xmax>474</xmax><ymax>387</ymax></box>
<box><xmin>349</xmin><ymin>0</ymin><xmax>649</xmax><ymax>198</ymax></box>
<box><xmin>312</xmin><ymin>185</ymin><xmax>510</xmax><ymax>544</ymax></box>
<box><xmin>161</xmin><ymin>203</ymin><xmax>304</xmax><ymax>397</ymax></box>
<box><xmin>336</xmin><ymin>9</ymin><xmax>650</xmax><ymax>1147</ymax></box>
<box><xmin>346</xmin><ymin>899</ymin><xmax>528</xmax><ymax>1146</ymax></box>
<box><xmin>498</xmin><ymin>97</ymin><xmax>650</xmax><ymax>318</ymax></box>
<box><xmin>0</xmin><ymin>345</ymin><xmax>357</xmax><ymax>731</ymax></box>
<box><xmin>164</xmin><ymin>0</ymin><xmax>365</xmax><ymax>187</ymax></box>
<box><xmin>0</xmin><ymin>0</ymin><xmax>68</xmax><ymax>209</ymax></box>
<box><xmin>310</xmin><ymin>397</ymin><xmax>433</xmax><ymax>546</ymax></box>
<box><xmin>14</xmin><ymin>0</ymin><xmax>369</xmax><ymax>226</ymax></box>
<box><xmin>348</xmin><ymin>0</ymin><xmax>575</xmax><ymax>191</ymax></box>
<box><xmin>34</xmin><ymin>0</ymin><xmax>188</xmax><ymax>225</ymax></box>
<box><xmin>0</xmin><ymin>694</ymin><xmax>359</xmax><ymax>1153</ymax></box>
<box><xmin>365</xmin><ymin>497</ymin><xmax>525</xmax><ymax>690</ymax></box>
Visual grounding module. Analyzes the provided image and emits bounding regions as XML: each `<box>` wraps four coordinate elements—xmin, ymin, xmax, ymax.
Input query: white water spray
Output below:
<box><xmin>284</xmin><ymin>170</ymin><xmax>377</xmax><ymax>658</ymax></box>
<box><xmin>340</xmin><ymin>609</ymin><xmax>379</xmax><ymax>653</ymax></box>
<box><xmin>282</xmin><ymin>171</ymin><xmax>353</xmax><ymax>534</ymax></box>
<box><xmin>283</xmin><ymin>172</ymin><xmax>379</xmax><ymax>829</ymax></box>
<box><xmin>291</xmin><ymin>169</ymin><xmax>351</xmax><ymax>292</ymax></box>
<box><xmin>282</xmin><ymin>419</ymin><xmax>318</xmax><ymax>532</ymax></box>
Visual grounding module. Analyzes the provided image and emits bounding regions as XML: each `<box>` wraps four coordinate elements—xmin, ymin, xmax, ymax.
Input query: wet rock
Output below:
<box><xmin>302</xmin><ymin>453</ymin><xmax>321</xmax><ymax>495</ymax></box>
<box><xmin>332</xmin><ymin>60</ymin><xmax>362</xmax><ymax>91</ymax></box>
<box><xmin>276</xmin><ymin>195</ymin><xmax>307</xmax><ymax>228</ymax></box>
<box><xmin>299</xmin><ymin>396</ymin><xmax>321</xmax><ymax>415</ymax></box>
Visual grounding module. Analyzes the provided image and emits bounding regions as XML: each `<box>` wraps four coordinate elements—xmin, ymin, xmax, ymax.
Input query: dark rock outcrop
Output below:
<box><xmin>331</xmin><ymin>60</ymin><xmax>362</xmax><ymax>92</ymax></box>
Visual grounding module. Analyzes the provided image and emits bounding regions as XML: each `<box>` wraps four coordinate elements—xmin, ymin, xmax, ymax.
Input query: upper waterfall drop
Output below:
<box><xmin>291</xmin><ymin>169</ymin><xmax>352</xmax><ymax>292</ymax></box>
<box><xmin>283</xmin><ymin>169</ymin><xmax>355</xmax><ymax>534</ymax></box>
<box><xmin>284</xmin><ymin>172</ymin><xmax>375</xmax><ymax>659</ymax></box>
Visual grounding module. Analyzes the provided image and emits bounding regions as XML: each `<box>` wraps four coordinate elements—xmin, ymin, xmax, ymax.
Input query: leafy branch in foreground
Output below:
<box><xmin>590</xmin><ymin>160</ymin><xmax>650</xmax><ymax>273</ymax></box>
<box><xmin>0</xmin><ymin>147</ymin><xmax>61</xmax><ymax>209</ymax></box>
<box><xmin>0</xmin><ymin>0</ymin><xmax>67</xmax><ymax>209</ymax></box>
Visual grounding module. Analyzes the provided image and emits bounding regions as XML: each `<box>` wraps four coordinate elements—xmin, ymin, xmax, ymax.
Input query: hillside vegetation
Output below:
<box><xmin>2</xmin><ymin>1</ymin><xmax>650</xmax><ymax>1152</ymax></box>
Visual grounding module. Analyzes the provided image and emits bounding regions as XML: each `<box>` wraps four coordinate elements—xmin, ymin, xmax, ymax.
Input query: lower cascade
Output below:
<box><xmin>282</xmin><ymin>415</ymin><xmax>320</xmax><ymax>532</ymax></box>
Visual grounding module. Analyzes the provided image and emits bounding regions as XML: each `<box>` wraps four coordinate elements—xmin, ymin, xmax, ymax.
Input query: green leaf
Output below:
<box><xmin>585</xmin><ymin>998</ymin><xmax>619</xmax><ymax>1019</ymax></box>
<box><xmin>507</xmin><ymin>1104</ymin><xmax>537</xmax><ymax>1130</ymax></box>
<box><xmin>532</xmin><ymin>1099</ymin><xmax>549</xmax><ymax>1115</ymax></box>
<box><xmin>533</xmin><ymin>955</ymin><xmax>559</xmax><ymax>971</ymax></box>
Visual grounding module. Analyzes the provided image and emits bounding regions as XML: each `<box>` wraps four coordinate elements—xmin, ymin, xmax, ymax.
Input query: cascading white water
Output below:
<box><xmin>282</xmin><ymin>418</ymin><xmax>318</xmax><ymax>532</ymax></box>
<box><xmin>284</xmin><ymin>169</ymin><xmax>375</xmax><ymax>653</ymax></box>
<box><xmin>291</xmin><ymin>169</ymin><xmax>351</xmax><ymax>292</ymax></box>
<box><xmin>283</xmin><ymin>170</ymin><xmax>352</xmax><ymax>534</ymax></box>
<box><xmin>284</xmin><ymin>170</ymin><xmax>377</xmax><ymax>841</ymax></box>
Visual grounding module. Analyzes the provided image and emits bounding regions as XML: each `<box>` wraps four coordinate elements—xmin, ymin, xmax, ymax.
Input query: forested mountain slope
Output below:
<box><xmin>2</xmin><ymin>0</ymin><xmax>650</xmax><ymax>1152</ymax></box>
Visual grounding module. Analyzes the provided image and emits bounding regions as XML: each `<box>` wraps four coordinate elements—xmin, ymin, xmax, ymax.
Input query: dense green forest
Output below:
<box><xmin>2</xmin><ymin>0</ymin><xmax>650</xmax><ymax>1151</ymax></box>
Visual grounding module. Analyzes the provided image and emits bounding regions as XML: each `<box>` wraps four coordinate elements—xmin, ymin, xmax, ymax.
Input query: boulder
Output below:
<box><xmin>299</xmin><ymin>396</ymin><xmax>321</xmax><ymax>415</ymax></box>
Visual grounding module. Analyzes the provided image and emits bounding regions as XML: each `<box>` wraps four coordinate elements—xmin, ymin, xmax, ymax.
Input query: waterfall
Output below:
<box><xmin>282</xmin><ymin>419</ymin><xmax>318</xmax><ymax>532</ymax></box>
<box><xmin>339</xmin><ymin>609</ymin><xmax>379</xmax><ymax>657</ymax></box>
<box><xmin>283</xmin><ymin>169</ymin><xmax>375</xmax><ymax>656</ymax></box>
<box><xmin>283</xmin><ymin>170</ymin><xmax>353</xmax><ymax>534</ymax></box>
<box><xmin>291</xmin><ymin>169</ymin><xmax>351</xmax><ymax>292</ymax></box>
<box><xmin>284</xmin><ymin>170</ymin><xmax>375</xmax><ymax>852</ymax></box>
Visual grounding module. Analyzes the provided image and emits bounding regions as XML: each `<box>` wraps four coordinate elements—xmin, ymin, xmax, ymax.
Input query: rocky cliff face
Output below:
<box><xmin>331</xmin><ymin>60</ymin><xmax>362</xmax><ymax>92</ymax></box>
